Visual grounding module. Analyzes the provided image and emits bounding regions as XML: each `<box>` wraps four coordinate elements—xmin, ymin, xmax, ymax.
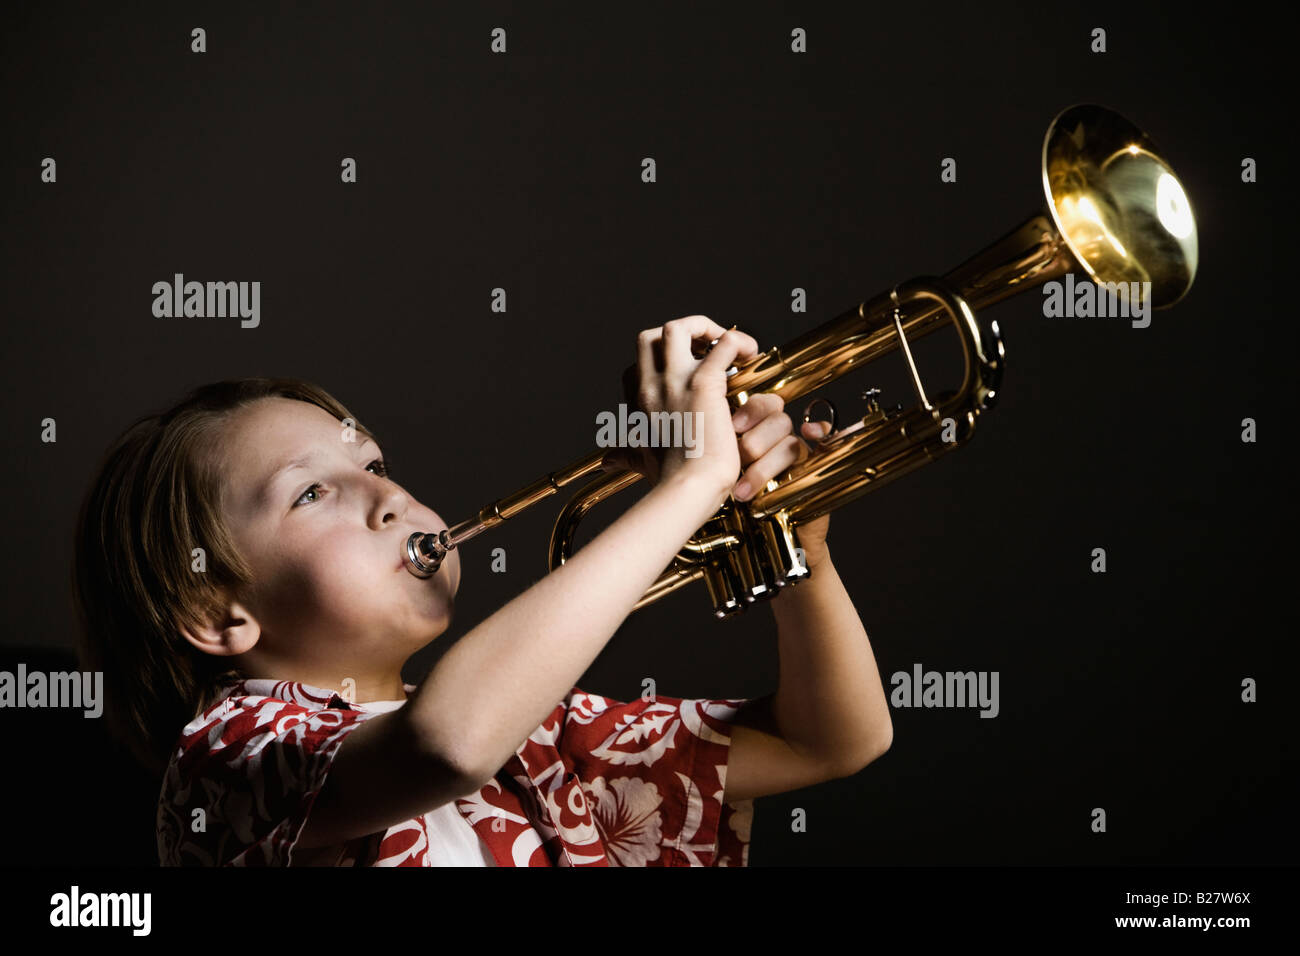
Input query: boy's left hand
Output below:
<box><xmin>730</xmin><ymin>392</ymin><xmax>831</xmax><ymax>568</ymax></box>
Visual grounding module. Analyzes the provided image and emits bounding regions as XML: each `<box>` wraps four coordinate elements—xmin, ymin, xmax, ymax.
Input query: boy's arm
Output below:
<box><xmin>721</xmin><ymin>547</ymin><xmax>893</xmax><ymax>804</ymax></box>
<box><xmin>408</xmin><ymin>469</ymin><xmax>729</xmax><ymax>783</ymax></box>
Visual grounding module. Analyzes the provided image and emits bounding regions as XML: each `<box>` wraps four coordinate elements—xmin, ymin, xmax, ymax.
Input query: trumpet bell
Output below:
<box><xmin>1043</xmin><ymin>104</ymin><xmax>1198</xmax><ymax>309</ymax></box>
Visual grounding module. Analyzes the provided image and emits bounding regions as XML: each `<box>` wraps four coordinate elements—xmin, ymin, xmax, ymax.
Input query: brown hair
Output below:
<box><xmin>70</xmin><ymin>378</ymin><xmax>379</xmax><ymax>777</ymax></box>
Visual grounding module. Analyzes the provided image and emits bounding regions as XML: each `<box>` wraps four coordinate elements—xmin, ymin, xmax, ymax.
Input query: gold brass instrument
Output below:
<box><xmin>405</xmin><ymin>103</ymin><xmax>1198</xmax><ymax>618</ymax></box>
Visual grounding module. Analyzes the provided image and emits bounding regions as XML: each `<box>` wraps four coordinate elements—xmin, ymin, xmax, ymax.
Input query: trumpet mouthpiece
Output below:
<box><xmin>404</xmin><ymin>530</ymin><xmax>449</xmax><ymax>578</ymax></box>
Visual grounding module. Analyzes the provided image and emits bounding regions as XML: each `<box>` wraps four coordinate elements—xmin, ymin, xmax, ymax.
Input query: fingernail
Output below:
<box><xmin>733</xmin><ymin>479</ymin><xmax>752</xmax><ymax>500</ymax></box>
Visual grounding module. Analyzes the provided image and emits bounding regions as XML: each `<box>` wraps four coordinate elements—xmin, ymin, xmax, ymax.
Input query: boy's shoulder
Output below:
<box><xmin>168</xmin><ymin>678</ymin><xmax>370</xmax><ymax>774</ymax></box>
<box><xmin>157</xmin><ymin>678</ymin><xmax>381</xmax><ymax>866</ymax></box>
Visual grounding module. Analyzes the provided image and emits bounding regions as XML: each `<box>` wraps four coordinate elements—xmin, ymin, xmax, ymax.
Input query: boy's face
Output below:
<box><xmin>209</xmin><ymin>397</ymin><xmax>460</xmax><ymax>682</ymax></box>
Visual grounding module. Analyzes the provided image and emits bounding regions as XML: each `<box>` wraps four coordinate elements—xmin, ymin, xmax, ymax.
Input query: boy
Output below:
<box><xmin>73</xmin><ymin>316</ymin><xmax>892</xmax><ymax>865</ymax></box>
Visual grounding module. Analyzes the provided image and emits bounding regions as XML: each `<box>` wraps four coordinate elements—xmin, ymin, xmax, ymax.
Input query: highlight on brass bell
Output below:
<box><xmin>404</xmin><ymin>104</ymin><xmax>1198</xmax><ymax>619</ymax></box>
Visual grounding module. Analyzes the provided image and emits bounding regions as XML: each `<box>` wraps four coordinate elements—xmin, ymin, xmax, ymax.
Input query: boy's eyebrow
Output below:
<box><xmin>254</xmin><ymin>436</ymin><xmax>381</xmax><ymax>509</ymax></box>
<box><xmin>256</xmin><ymin>452</ymin><xmax>317</xmax><ymax>507</ymax></box>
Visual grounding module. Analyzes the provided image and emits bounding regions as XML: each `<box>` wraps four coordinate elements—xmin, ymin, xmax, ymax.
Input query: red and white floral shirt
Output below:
<box><xmin>157</xmin><ymin>677</ymin><xmax>754</xmax><ymax>867</ymax></box>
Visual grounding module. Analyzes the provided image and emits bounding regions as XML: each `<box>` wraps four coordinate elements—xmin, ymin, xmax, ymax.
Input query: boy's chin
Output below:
<box><xmin>411</xmin><ymin>611</ymin><xmax>453</xmax><ymax>646</ymax></box>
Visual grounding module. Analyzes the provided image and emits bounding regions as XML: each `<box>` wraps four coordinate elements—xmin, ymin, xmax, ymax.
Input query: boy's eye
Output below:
<box><xmin>292</xmin><ymin>458</ymin><xmax>390</xmax><ymax>508</ymax></box>
<box><xmin>293</xmin><ymin>483</ymin><xmax>323</xmax><ymax>507</ymax></box>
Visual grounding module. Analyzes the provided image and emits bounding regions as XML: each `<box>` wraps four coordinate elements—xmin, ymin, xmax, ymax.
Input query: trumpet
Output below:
<box><xmin>405</xmin><ymin>103</ymin><xmax>1198</xmax><ymax>618</ymax></box>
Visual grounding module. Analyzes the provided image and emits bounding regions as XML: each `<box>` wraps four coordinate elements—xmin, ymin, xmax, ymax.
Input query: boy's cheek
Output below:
<box><xmin>444</xmin><ymin>549</ymin><xmax>462</xmax><ymax>594</ymax></box>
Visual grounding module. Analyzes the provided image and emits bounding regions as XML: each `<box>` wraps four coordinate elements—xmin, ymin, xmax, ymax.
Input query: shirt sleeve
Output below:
<box><xmin>558</xmin><ymin>687</ymin><xmax>755</xmax><ymax>867</ymax></box>
<box><xmin>157</xmin><ymin>695</ymin><xmax>381</xmax><ymax>866</ymax></box>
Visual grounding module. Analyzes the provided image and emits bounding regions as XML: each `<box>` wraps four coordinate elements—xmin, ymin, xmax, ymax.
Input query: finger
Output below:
<box><xmin>801</xmin><ymin>419</ymin><xmax>832</xmax><ymax>440</ymax></box>
<box><xmin>736</xmin><ymin>410</ymin><xmax>794</xmax><ymax>467</ymax></box>
<box><xmin>636</xmin><ymin>328</ymin><xmax>665</xmax><ymax>402</ymax></box>
<box><xmin>789</xmin><ymin>419</ymin><xmax>832</xmax><ymax>466</ymax></box>
<box><xmin>693</xmin><ymin>327</ymin><xmax>759</xmax><ymax>392</ymax></box>
<box><xmin>731</xmin><ymin>392</ymin><xmax>784</xmax><ymax>432</ymax></box>
<box><xmin>733</xmin><ymin>435</ymin><xmax>803</xmax><ymax>501</ymax></box>
<box><xmin>790</xmin><ymin>420</ymin><xmax>832</xmax><ymax>466</ymax></box>
<box><xmin>662</xmin><ymin>315</ymin><xmax>730</xmax><ymax>384</ymax></box>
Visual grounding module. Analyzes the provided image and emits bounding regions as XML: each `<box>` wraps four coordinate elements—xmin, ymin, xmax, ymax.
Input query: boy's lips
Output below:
<box><xmin>397</xmin><ymin>551</ymin><xmax>432</xmax><ymax>573</ymax></box>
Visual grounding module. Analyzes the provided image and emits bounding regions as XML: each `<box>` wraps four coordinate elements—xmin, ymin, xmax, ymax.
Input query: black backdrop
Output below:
<box><xmin>1</xmin><ymin>0</ymin><xmax>1291</xmax><ymax>878</ymax></box>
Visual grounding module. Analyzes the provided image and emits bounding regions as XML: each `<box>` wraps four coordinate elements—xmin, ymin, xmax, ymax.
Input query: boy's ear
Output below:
<box><xmin>177</xmin><ymin>597</ymin><xmax>262</xmax><ymax>658</ymax></box>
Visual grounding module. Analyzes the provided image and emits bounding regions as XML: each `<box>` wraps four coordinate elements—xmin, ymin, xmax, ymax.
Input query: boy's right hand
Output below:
<box><xmin>600</xmin><ymin>315</ymin><xmax>759</xmax><ymax>506</ymax></box>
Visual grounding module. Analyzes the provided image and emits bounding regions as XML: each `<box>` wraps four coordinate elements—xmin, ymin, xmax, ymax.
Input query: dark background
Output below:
<box><xmin>1</xmin><ymin>2</ymin><xmax>1290</xmax><ymax>868</ymax></box>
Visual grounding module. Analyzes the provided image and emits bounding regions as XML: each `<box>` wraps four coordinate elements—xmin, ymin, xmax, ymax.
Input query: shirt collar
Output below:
<box><xmin>216</xmin><ymin>676</ymin><xmax>418</xmax><ymax>712</ymax></box>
